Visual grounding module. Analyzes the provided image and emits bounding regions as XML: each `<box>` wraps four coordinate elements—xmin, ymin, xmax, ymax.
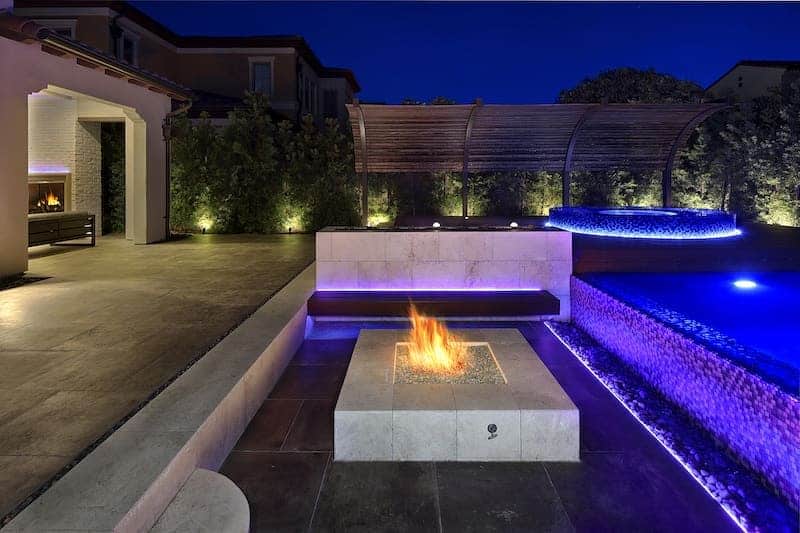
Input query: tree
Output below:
<box><xmin>557</xmin><ymin>67</ymin><xmax>708</xmax><ymax>208</ymax></box>
<box><xmin>719</xmin><ymin>82</ymin><xmax>800</xmax><ymax>224</ymax></box>
<box><xmin>214</xmin><ymin>93</ymin><xmax>282</xmax><ymax>233</ymax></box>
<box><xmin>558</xmin><ymin>67</ymin><xmax>704</xmax><ymax>104</ymax></box>
<box><xmin>283</xmin><ymin>114</ymin><xmax>360</xmax><ymax>230</ymax></box>
<box><xmin>400</xmin><ymin>96</ymin><xmax>456</xmax><ymax>105</ymax></box>
<box><xmin>429</xmin><ymin>96</ymin><xmax>456</xmax><ymax>105</ymax></box>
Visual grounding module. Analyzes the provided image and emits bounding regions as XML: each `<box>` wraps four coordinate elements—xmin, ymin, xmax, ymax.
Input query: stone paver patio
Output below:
<box><xmin>0</xmin><ymin>234</ymin><xmax>314</xmax><ymax>521</ymax></box>
<box><xmin>221</xmin><ymin>321</ymin><xmax>738</xmax><ymax>532</ymax></box>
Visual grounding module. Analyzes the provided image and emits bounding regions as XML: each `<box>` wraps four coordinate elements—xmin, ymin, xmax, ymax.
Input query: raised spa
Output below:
<box><xmin>334</xmin><ymin>328</ymin><xmax>579</xmax><ymax>462</ymax></box>
<box><xmin>548</xmin><ymin>206</ymin><xmax>740</xmax><ymax>239</ymax></box>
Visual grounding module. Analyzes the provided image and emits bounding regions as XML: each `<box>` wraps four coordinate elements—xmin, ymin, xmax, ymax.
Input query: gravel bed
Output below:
<box><xmin>394</xmin><ymin>343</ymin><xmax>505</xmax><ymax>384</ymax></box>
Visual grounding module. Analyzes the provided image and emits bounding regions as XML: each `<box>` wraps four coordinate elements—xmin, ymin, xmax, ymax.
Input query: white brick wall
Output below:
<box><xmin>27</xmin><ymin>93</ymin><xmax>76</xmax><ymax>174</ymax></box>
<box><xmin>73</xmin><ymin>121</ymin><xmax>102</xmax><ymax>228</ymax></box>
<box><xmin>27</xmin><ymin>93</ymin><xmax>103</xmax><ymax>227</ymax></box>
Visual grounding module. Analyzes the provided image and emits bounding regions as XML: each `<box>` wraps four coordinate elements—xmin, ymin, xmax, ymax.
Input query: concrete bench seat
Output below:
<box><xmin>308</xmin><ymin>289</ymin><xmax>561</xmax><ymax>317</ymax></box>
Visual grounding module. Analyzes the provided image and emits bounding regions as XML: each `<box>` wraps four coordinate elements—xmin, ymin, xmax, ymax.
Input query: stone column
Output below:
<box><xmin>72</xmin><ymin>120</ymin><xmax>102</xmax><ymax>231</ymax></box>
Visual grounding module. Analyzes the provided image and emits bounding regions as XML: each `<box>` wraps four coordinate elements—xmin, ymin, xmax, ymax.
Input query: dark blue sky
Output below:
<box><xmin>132</xmin><ymin>1</ymin><xmax>800</xmax><ymax>104</ymax></box>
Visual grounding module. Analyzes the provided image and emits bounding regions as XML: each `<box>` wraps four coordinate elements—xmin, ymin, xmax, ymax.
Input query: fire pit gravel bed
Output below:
<box><xmin>394</xmin><ymin>342</ymin><xmax>506</xmax><ymax>384</ymax></box>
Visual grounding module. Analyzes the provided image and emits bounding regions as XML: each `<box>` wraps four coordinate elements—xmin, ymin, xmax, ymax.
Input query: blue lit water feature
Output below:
<box><xmin>581</xmin><ymin>272</ymin><xmax>800</xmax><ymax>388</ymax></box>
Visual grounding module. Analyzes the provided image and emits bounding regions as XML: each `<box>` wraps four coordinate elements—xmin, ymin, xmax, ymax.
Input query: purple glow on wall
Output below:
<box><xmin>28</xmin><ymin>164</ymin><xmax>70</xmax><ymax>175</ymax></box>
<box><xmin>571</xmin><ymin>277</ymin><xmax>800</xmax><ymax>510</ymax></box>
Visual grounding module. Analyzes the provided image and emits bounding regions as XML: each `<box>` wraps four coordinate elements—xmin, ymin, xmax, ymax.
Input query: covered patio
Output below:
<box><xmin>0</xmin><ymin>16</ymin><xmax>191</xmax><ymax>280</ymax></box>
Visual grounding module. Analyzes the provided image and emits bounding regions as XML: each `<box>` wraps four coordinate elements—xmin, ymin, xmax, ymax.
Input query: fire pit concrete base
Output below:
<box><xmin>334</xmin><ymin>329</ymin><xmax>579</xmax><ymax>462</ymax></box>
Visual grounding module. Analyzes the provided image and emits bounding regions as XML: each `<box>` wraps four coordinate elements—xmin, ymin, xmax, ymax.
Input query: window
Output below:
<box><xmin>323</xmin><ymin>89</ymin><xmax>338</xmax><ymax>118</ymax></box>
<box><xmin>251</xmin><ymin>62</ymin><xmax>272</xmax><ymax>95</ymax></box>
<box><xmin>121</xmin><ymin>35</ymin><xmax>136</xmax><ymax>64</ymax></box>
<box><xmin>115</xmin><ymin>31</ymin><xmax>139</xmax><ymax>65</ymax></box>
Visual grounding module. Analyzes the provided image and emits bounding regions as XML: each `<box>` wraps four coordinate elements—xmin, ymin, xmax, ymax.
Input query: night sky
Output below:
<box><xmin>132</xmin><ymin>1</ymin><xmax>800</xmax><ymax>104</ymax></box>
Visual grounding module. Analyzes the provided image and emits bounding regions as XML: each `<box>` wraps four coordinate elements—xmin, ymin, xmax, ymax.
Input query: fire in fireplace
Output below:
<box><xmin>28</xmin><ymin>182</ymin><xmax>65</xmax><ymax>214</ymax></box>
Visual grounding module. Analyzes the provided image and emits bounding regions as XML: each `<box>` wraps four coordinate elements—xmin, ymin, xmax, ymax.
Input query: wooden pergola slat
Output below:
<box><xmin>346</xmin><ymin>102</ymin><xmax>728</xmax><ymax>225</ymax></box>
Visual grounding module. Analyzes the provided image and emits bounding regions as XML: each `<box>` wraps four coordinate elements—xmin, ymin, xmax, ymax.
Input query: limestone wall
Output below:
<box><xmin>316</xmin><ymin>229</ymin><xmax>573</xmax><ymax>320</ymax></box>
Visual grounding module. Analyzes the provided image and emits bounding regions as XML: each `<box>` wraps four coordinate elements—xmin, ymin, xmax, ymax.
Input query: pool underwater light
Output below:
<box><xmin>733</xmin><ymin>279</ymin><xmax>757</xmax><ymax>289</ymax></box>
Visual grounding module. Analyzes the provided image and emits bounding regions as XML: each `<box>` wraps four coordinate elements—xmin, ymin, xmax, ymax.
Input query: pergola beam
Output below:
<box><xmin>355</xmin><ymin>103</ymin><xmax>369</xmax><ymax>225</ymax></box>
<box><xmin>461</xmin><ymin>101</ymin><xmax>481</xmax><ymax>217</ymax></box>
<box><xmin>661</xmin><ymin>106</ymin><xmax>728</xmax><ymax>207</ymax></box>
<box><xmin>562</xmin><ymin>104</ymin><xmax>602</xmax><ymax>207</ymax></box>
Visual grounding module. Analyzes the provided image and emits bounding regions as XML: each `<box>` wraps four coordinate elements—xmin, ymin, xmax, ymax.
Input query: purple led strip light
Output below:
<box><xmin>315</xmin><ymin>287</ymin><xmax>544</xmax><ymax>292</ymax></box>
<box><xmin>28</xmin><ymin>165</ymin><xmax>70</xmax><ymax>174</ymax></box>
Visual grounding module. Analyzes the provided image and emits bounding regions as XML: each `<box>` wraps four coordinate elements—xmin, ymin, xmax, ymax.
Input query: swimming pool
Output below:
<box><xmin>580</xmin><ymin>271</ymin><xmax>800</xmax><ymax>391</ymax></box>
<box><xmin>571</xmin><ymin>272</ymin><xmax>800</xmax><ymax>510</ymax></box>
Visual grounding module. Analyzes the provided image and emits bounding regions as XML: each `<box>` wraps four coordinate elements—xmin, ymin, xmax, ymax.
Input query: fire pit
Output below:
<box><xmin>334</xmin><ymin>317</ymin><xmax>580</xmax><ymax>462</ymax></box>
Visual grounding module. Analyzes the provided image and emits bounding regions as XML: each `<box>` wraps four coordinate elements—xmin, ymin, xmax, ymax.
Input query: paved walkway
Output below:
<box><xmin>0</xmin><ymin>234</ymin><xmax>314</xmax><ymax>521</ymax></box>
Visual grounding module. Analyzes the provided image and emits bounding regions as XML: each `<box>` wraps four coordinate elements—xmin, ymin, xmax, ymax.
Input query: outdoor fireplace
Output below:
<box><xmin>28</xmin><ymin>181</ymin><xmax>66</xmax><ymax>214</ymax></box>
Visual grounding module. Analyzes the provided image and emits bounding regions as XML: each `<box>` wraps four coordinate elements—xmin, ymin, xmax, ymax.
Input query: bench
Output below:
<box><xmin>28</xmin><ymin>212</ymin><xmax>96</xmax><ymax>247</ymax></box>
<box><xmin>308</xmin><ymin>289</ymin><xmax>561</xmax><ymax>317</ymax></box>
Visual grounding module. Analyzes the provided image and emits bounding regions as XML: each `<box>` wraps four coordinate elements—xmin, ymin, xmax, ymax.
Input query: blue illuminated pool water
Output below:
<box><xmin>581</xmin><ymin>272</ymin><xmax>800</xmax><ymax>392</ymax></box>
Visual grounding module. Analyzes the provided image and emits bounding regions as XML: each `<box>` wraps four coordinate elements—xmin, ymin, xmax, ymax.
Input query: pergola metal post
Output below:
<box><xmin>661</xmin><ymin>106</ymin><xmax>726</xmax><ymax>207</ymax></box>
<box><xmin>462</xmin><ymin>101</ymin><xmax>481</xmax><ymax>217</ymax></box>
<box><xmin>562</xmin><ymin>104</ymin><xmax>601</xmax><ymax>207</ymax></box>
<box><xmin>355</xmin><ymin>103</ymin><xmax>369</xmax><ymax>225</ymax></box>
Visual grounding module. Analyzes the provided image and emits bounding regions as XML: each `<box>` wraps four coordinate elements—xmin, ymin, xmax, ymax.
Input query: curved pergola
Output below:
<box><xmin>346</xmin><ymin>102</ymin><xmax>727</xmax><ymax>225</ymax></box>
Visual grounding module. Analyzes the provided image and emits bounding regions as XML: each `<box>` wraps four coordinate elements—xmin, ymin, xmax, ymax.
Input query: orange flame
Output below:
<box><xmin>39</xmin><ymin>189</ymin><xmax>61</xmax><ymax>207</ymax></box>
<box><xmin>406</xmin><ymin>304</ymin><xmax>467</xmax><ymax>374</ymax></box>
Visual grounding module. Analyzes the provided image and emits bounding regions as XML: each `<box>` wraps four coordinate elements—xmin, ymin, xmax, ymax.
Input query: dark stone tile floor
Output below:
<box><xmin>221</xmin><ymin>321</ymin><xmax>740</xmax><ymax>533</ymax></box>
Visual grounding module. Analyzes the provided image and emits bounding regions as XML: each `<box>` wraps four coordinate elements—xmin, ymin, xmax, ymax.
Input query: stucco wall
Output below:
<box><xmin>74</xmin><ymin>15</ymin><xmax>111</xmax><ymax>52</ymax></box>
<box><xmin>175</xmin><ymin>50</ymin><xmax>297</xmax><ymax>103</ymax></box>
<box><xmin>708</xmin><ymin>65</ymin><xmax>786</xmax><ymax>101</ymax></box>
<box><xmin>136</xmin><ymin>32</ymin><xmax>179</xmax><ymax>82</ymax></box>
<box><xmin>0</xmin><ymin>35</ymin><xmax>172</xmax><ymax>278</ymax></box>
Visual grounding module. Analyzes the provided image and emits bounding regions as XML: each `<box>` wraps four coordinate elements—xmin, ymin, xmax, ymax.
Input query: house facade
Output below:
<box><xmin>12</xmin><ymin>0</ymin><xmax>360</xmax><ymax>123</ymax></box>
<box><xmin>706</xmin><ymin>60</ymin><xmax>800</xmax><ymax>101</ymax></box>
